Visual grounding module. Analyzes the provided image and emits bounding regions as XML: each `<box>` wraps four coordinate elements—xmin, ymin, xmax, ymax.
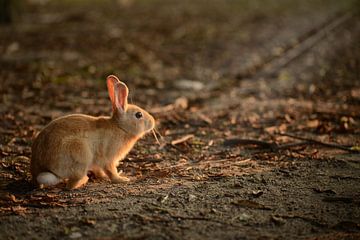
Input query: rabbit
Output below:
<box><xmin>30</xmin><ymin>75</ymin><xmax>155</xmax><ymax>189</ymax></box>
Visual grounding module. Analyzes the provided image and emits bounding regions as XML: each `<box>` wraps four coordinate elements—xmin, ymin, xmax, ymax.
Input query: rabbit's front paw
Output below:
<box><xmin>111</xmin><ymin>175</ymin><xmax>130</xmax><ymax>183</ymax></box>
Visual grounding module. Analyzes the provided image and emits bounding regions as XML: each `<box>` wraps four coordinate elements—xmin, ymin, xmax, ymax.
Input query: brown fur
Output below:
<box><xmin>30</xmin><ymin>75</ymin><xmax>155</xmax><ymax>189</ymax></box>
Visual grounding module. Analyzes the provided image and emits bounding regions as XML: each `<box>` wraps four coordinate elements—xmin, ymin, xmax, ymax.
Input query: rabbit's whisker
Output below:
<box><xmin>152</xmin><ymin>129</ymin><xmax>161</xmax><ymax>145</ymax></box>
<box><xmin>154</xmin><ymin>128</ymin><xmax>163</xmax><ymax>139</ymax></box>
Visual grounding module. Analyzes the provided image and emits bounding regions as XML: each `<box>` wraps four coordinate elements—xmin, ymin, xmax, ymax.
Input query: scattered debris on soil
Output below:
<box><xmin>1</xmin><ymin>0</ymin><xmax>359</xmax><ymax>239</ymax></box>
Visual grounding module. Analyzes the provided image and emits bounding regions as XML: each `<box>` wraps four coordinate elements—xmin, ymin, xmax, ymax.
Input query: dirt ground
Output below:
<box><xmin>1</xmin><ymin>1</ymin><xmax>360</xmax><ymax>239</ymax></box>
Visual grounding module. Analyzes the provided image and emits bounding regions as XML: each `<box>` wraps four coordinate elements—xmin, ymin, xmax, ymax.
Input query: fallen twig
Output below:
<box><xmin>279</xmin><ymin>133</ymin><xmax>360</xmax><ymax>153</ymax></box>
<box><xmin>223</xmin><ymin>138</ymin><xmax>307</xmax><ymax>151</ymax></box>
<box><xmin>330</xmin><ymin>175</ymin><xmax>360</xmax><ymax>180</ymax></box>
<box><xmin>224</xmin><ymin>133</ymin><xmax>360</xmax><ymax>153</ymax></box>
<box><xmin>171</xmin><ymin>134</ymin><xmax>194</xmax><ymax>145</ymax></box>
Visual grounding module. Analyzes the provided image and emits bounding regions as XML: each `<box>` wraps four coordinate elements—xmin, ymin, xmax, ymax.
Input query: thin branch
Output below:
<box><xmin>171</xmin><ymin>134</ymin><xmax>194</xmax><ymax>145</ymax></box>
<box><xmin>224</xmin><ymin>133</ymin><xmax>359</xmax><ymax>153</ymax></box>
<box><xmin>279</xmin><ymin>133</ymin><xmax>359</xmax><ymax>153</ymax></box>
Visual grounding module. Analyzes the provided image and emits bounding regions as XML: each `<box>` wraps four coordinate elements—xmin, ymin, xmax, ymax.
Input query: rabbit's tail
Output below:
<box><xmin>36</xmin><ymin>172</ymin><xmax>61</xmax><ymax>186</ymax></box>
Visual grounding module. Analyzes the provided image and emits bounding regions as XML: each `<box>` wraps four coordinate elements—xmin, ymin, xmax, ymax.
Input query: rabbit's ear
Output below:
<box><xmin>114</xmin><ymin>81</ymin><xmax>129</xmax><ymax>112</ymax></box>
<box><xmin>107</xmin><ymin>75</ymin><xmax>128</xmax><ymax>113</ymax></box>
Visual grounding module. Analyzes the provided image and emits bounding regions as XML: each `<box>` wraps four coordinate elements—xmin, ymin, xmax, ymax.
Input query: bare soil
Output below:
<box><xmin>1</xmin><ymin>1</ymin><xmax>360</xmax><ymax>239</ymax></box>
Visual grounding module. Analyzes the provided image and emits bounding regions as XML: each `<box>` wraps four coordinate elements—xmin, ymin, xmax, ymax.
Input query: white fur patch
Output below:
<box><xmin>37</xmin><ymin>172</ymin><xmax>61</xmax><ymax>186</ymax></box>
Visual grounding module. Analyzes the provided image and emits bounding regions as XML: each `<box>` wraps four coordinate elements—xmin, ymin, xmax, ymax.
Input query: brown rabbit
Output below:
<box><xmin>31</xmin><ymin>75</ymin><xmax>155</xmax><ymax>189</ymax></box>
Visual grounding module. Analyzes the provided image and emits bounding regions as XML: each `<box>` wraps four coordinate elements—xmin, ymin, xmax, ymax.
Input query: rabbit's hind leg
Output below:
<box><xmin>66</xmin><ymin>175</ymin><xmax>89</xmax><ymax>189</ymax></box>
<box><xmin>90</xmin><ymin>165</ymin><xmax>108</xmax><ymax>180</ymax></box>
<box><xmin>63</xmin><ymin>139</ymin><xmax>92</xmax><ymax>189</ymax></box>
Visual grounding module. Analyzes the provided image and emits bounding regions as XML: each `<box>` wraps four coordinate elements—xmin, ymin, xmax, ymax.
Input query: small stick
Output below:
<box><xmin>279</xmin><ymin>132</ymin><xmax>359</xmax><ymax>153</ymax></box>
<box><xmin>276</xmin><ymin>141</ymin><xmax>309</xmax><ymax>150</ymax></box>
<box><xmin>224</xmin><ymin>135</ymin><xmax>359</xmax><ymax>153</ymax></box>
<box><xmin>171</xmin><ymin>134</ymin><xmax>194</xmax><ymax>145</ymax></box>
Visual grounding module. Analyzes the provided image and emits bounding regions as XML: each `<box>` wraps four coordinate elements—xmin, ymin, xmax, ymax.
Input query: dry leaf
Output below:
<box><xmin>307</xmin><ymin>119</ymin><xmax>320</xmax><ymax>128</ymax></box>
<box><xmin>11</xmin><ymin>205</ymin><xmax>28</xmax><ymax>215</ymax></box>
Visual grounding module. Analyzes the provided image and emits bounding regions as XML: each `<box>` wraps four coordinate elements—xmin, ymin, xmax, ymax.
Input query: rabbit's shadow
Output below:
<box><xmin>5</xmin><ymin>179</ymin><xmax>36</xmax><ymax>195</ymax></box>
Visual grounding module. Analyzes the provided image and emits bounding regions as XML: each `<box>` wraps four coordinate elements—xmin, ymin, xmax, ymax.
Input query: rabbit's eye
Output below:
<box><xmin>135</xmin><ymin>112</ymin><xmax>143</xmax><ymax>119</ymax></box>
